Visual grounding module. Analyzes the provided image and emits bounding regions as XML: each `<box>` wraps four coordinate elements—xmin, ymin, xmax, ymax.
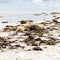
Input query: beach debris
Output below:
<box><xmin>50</xmin><ymin>12</ymin><xmax>60</xmax><ymax>14</ymax></box>
<box><xmin>33</xmin><ymin>47</ymin><xmax>42</xmax><ymax>51</ymax></box>
<box><xmin>0</xmin><ymin>37</ymin><xmax>5</xmax><ymax>41</ymax></box>
<box><xmin>2</xmin><ymin>21</ymin><xmax>8</xmax><ymax>23</ymax></box>
<box><xmin>0</xmin><ymin>19</ymin><xmax>60</xmax><ymax>51</ymax></box>
<box><xmin>53</xmin><ymin>17</ymin><xmax>60</xmax><ymax>22</ymax></box>
<box><xmin>40</xmin><ymin>40</ymin><xmax>56</xmax><ymax>45</ymax></box>
<box><xmin>34</xmin><ymin>13</ymin><xmax>41</xmax><ymax>16</ymax></box>
<box><xmin>53</xmin><ymin>15</ymin><xmax>57</xmax><ymax>17</ymax></box>
<box><xmin>3</xmin><ymin>25</ymin><xmax>16</xmax><ymax>32</ymax></box>
<box><xmin>0</xmin><ymin>16</ymin><xmax>4</xmax><ymax>18</ymax></box>
<box><xmin>19</xmin><ymin>20</ymin><xmax>33</xmax><ymax>24</ymax></box>
<box><xmin>9</xmin><ymin>45</ymin><xmax>21</xmax><ymax>49</ymax></box>
<box><xmin>0</xmin><ymin>37</ymin><xmax>9</xmax><ymax>49</ymax></box>
<box><xmin>29</xmin><ymin>24</ymin><xmax>45</xmax><ymax>31</ymax></box>
<box><xmin>24</xmin><ymin>35</ymin><xmax>35</xmax><ymax>46</ymax></box>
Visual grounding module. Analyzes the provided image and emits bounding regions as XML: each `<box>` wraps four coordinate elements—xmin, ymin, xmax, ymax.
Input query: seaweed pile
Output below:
<box><xmin>0</xmin><ymin>19</ymin><xmax>60</xmax><ymax>51</ymax></box>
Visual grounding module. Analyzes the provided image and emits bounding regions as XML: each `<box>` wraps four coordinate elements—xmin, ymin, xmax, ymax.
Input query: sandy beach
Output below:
<box><xmin>0</xmin><ymin>0</ymin><xmax>60</xmax><ymax>60</ymax></box>
<box><xmin>0</xmin><ymin>12</ymin><xmax>60</xmax><ymax>60</ymax></box>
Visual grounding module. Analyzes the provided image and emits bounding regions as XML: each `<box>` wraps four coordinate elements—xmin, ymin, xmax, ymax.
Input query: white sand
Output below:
<box><xmin>0</xmin><ymin>21</ymin><xmax>60</xmax><ymax>60</ymax></box>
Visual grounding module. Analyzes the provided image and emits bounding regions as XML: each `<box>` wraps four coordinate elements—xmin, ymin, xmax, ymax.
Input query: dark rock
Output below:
<box><xmin>53</xmin><ymin>19</ymin><xmax>59</xmax><ymax>24</ymax></box>
<box><xmin>53</xmin><ymin>16</ymin><xmax>57</xmax><ymax>17</ymax></box>
<box><xmin>33</xmin><ymin>47</ymin><xmax>42</xmax><ymax>51</ymax></box>
<box><xmin>3</xmin><ymin>42</ymin><xmax>10</xmax><ymax>46</ymax></box>
<box><xmin>0</xmin><ymin>37</ymin><xmax>7</xmax><ymax>48</ymax></box>
<box><xmin>28</xmin><ymin>49</ymin><xmax>31</xmax><ymax>51</ymax></box>
<box><xmin>54</xmin><ymin>17</ymin><xmax>60</xmax><ymax>19</ymax></box>
<box><xmin>2</xmin><ymin>21</ymin><xmax>8</xmax><ymax>23</ymax></box>
<box><xmin>35</xmin><ymin>38</ymin><xmax>41</xmax><ymax>41</ymax></box>
<box><xmin>32</xmin><ymin>43</ymin><xmax>39</xmax><ymax>46</ymax></box>
<box><xmin>9</xmin><ymin>45</ymin><xmax>21</xmax><ymax>49</ymax></box>
<box><xmin>2</xmin><ymin>45</ymin><xmax>6</xmax><ymax>48</ymax></box>
<box><xmin>3</xmin><ymin>25</ymin><xmax>16</xmax><ymax>32</ymax></box>
<box><xmin>0</xmin><ymin>37</ymin><xmax>5</xmax><ymax>41</ymax></box>
<box><xmin>49</xmin><ymin>37</ymin><xmax>57</xmax><ymax>41</ymax></box>
<box><xmin>40</xmin><ymin>40</ymin><xmax>56</xmax><ymax>45</ymax></box>
<box><xmin>24</xmin><ymin>35</ymin><xmax>35</xmax><ymax>46</ymax></box>
<box><xmin>26</xmin><ymin>24</ymin><xmax>45</xmax><ymax>31</ymax></box>
<box><xmin>48</xmin><ymin>40</ymin><xmax>56</xmax><ymax>45</ymax></box>
<box><xmin>40</xmin><ymin>40</ymin><xmax>49</xmax><ymax>45</ymax></box>
<box><xmin>24</xmin><ymin>35</ymin><xmax>34</xmax><ymax>43</ymax></box>
<box><xmin>29</xmin><ymin>25</ymin><xmax>39</xmax><ymax>30</ymax></box>
<box><xmin>6</xmin><ymin>25</ymin><xmax>14</xmax><ymax>27</ymax></box>
<box><xmin>21</xmin><ymin>46</ymin><xmax>25</xmax><ymax>49</ymax></box>
<box><xmin>24</xmin><ymin>32</ymin><xmax>31</xmax><ymax>36</ymax></box>
<box><xmin>9</xmin><ymin>41</ymin><xmax>16</xmax><ymax>43</ymax></box>
<box><xmin>20</xmin><ymin>20</ymin><xmax>33</xmax><ymax>24</ymax></box>
<box><xmin>3</xmin><ymin>27</ymin><xmax>10</xmax><ymax>32</ymax></box>
<box><xmin>15</xmin><ymin>45</ymin><xmax>21</xmax><ymax>47</ymax></box>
